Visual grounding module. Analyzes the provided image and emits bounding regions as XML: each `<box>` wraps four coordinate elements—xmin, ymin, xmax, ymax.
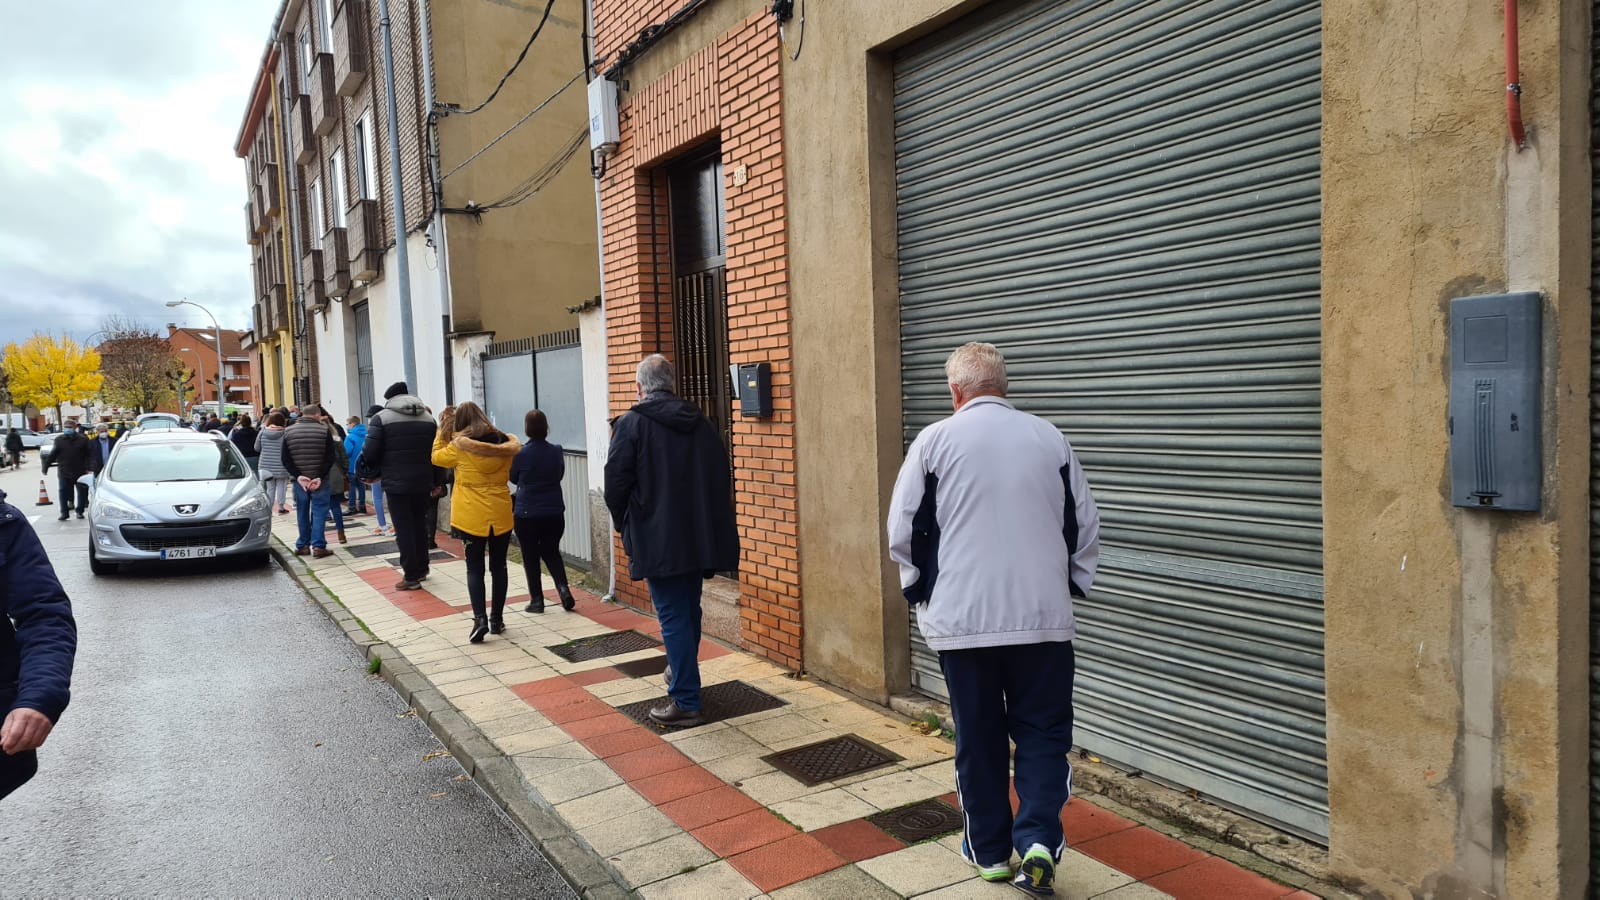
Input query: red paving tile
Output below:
<box><xmin>692</xmin><ymin>809</ymin><xmax>799</xmax><ymax>857</ymax></box>
<box><xmin>567</xmin><ymin>667</ymin><xmax>624</xmax><ymax>687</ymax></box>
<box><xmin>697</xmin><ymin>640</ymin><xmax>730</xmax><ymax>660</ymax></box>
<box><xmin>631</xmin><ymin>765</ymin><xmax>725</xmax><ymax>805</ymax></box>
<box><xmin>1062</xmin><ymin>797</ymin><xmax>1139</xmax><ymax>845</ymax></box>
<box><xmin>728</xmin><ymin>833</ymin><xmax>846</xmax><ymax>893</ymax></box>
<box><xmin>511</xmin><ymin>676</ymin><xmax>575</xmax><ymax>701</ymax></box>
<box><xmin>357</xmin><ymin>568</ymin><xmax>459</xmax><ymax>620</ymax></box>
<box><xmin>811</xmin><ymin>818</ymin><xmax>907</xmax><ymax>863</ymax></box>
<box><xmin>529</xmin><ymin>688</ymin><xmax>600</xmax><ymax>711</ymax></box>
<box><xmin>939</xmin><ymin>791</ymin><xmax>959</xmax><ymax>808</ymax></box>
<box><xmin>560</xmin><ymin>711</ymin><xmax>639</xmax><ymax>740</ymax></box>
<box><xmin>1279</xmin><ymin>892</ymin><xmax>1319</xmax><ymax>899</ymax></box>
<box><xmin>543</xmin><ymin>698</ymin><xmax>617</xmax><ymax>725</ymax></box>
<box><xmin>608</xmin><ymin>744</ymin><xmax>694</xmax><ymax>781</ymax></box>
<box><xmin>1144</xmin><ymin>855</ymin><xmax>1293</xmax><ymax>900</ymax></box>
<box><xmin>659</xmin><ymin>785</ymin><xmax>761</xmax><ymax>831</ymax></box>
<box><xmin>580</xmin><ymin>726</ymin><xmax>663</xmax><ymax>759</ymax></box>
<box><xmin>1077</xmin><ymin>826</ymin><xmax>1210</xmax><ymax>881</ymax></box>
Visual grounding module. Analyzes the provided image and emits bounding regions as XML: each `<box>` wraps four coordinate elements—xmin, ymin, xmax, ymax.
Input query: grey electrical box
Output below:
<box><xmin>1448</xmin><ymin>292</ymin><xmax>1541</xmax><ymax>511</ymax></box>
<box><xmin>738</xmin><ymin>363</ymin><xmax>773</xmax><ymax>418</ymax></box>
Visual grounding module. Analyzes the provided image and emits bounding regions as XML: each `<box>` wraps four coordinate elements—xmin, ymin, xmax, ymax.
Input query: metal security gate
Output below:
<box><xmin>894</xmin><ymin>0</ymin><xmax>1327</xmax><ymax>839</ymax></box>
<box><xmin>353</xmin><ymin>302</ymin><xmax>375</xmax><ymax>415</ymax></box>
<box><xmin>1589</xmin><ymin>2</ymin><xmax>1600</xmax><ymax>886</ymax></box>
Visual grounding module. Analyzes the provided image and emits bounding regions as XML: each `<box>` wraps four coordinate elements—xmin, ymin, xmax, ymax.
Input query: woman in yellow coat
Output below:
<box><xmin>432</xmin><ymin>401</ymin><xmax>520</xmax><ymax>643</ymax></box>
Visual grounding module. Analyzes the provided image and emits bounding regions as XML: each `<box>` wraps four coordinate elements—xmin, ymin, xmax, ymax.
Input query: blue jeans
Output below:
<box><xmin>369</xmin><ymin>481</ymin><xmax>387</xmax><ymax>529</ymax></box>
<box><xmin>293</xmin><ymin>480</ymin><xmax>332</xmax><ymax>550</ymax></box>
<box><xmin>348</xmin><ymin>479</ymin><xmax>366</xmax><ymax>512</ymax></box>
<box><xmin>940</xmin><ymin>641</ymin><xmax>1076</xmax><ymax>866</ymax></box>
<box><xmin>648</xmin><ymin>573</ymin><xmax>704</xmax><ymax>712</ymax></box>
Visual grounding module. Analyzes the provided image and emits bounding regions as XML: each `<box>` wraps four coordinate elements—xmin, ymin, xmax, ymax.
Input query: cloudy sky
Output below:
<box><xmin>0</xmin><ymin>0</ymin><xmax>280</xmax><ymax>348</ymax></box>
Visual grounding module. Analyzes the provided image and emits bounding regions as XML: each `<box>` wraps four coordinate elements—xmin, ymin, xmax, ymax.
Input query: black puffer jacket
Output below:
<box><xmin>361</xmin><ymin>394</ymin><xmax>438</xmax><ymax>495</ymax></box>
<box><xmin>604</xmin><ymin>391</ymin><xmax>739</xmax><ymax>579</ymax></box>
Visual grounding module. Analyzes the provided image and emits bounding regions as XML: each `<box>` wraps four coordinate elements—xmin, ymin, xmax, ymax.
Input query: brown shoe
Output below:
<box><xmin>394</xmin><ymin>579</ymin><xmax>422</xmax><ymax>591</ymax></box>
<box><xmin>336</xmin><ymin>529</ymin><xmax>347</xmax><ymax>545</ymax></box>
<box><xmin>295</xmin><ymin>546</ymin><xmax>311</xmax><ymax>556</ymax></box>
<box><xmin>311</xmin><ymin>548</ymin><xmax>334</xmax><ymax>559</ymax></box>
<box><xmin>648</xmin><ymin>702</ymin><xmax>703</xmax><ymax>727</ymax></box>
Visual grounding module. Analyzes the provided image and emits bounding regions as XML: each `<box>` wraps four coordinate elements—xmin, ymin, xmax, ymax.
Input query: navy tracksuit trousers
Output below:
<box><xmin>939</xmin><ymin>640</ymin><xmax>1076</xmax><ymax>866</ymax></box>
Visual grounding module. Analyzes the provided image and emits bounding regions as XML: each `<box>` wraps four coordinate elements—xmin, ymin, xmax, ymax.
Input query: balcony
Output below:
<box><xmin>321</xmin><ymin>227</ymin><xmax>352</xmax><ymax>300</ymax></box>
<box><xmin>251</xmin><ymin>185</ymin><xmax>271</xmax><ymax>236</ymax></box>
<box><xmin>346</xmin><ymin>198</ymin><xmax>382</xmax><ymax>282</ymax></box>
<box><xmin>245</xmin><ymin>201</ymin><xmax>260</xmax><ymax>246</ymax></box>
<box><xmin>333</xmin><ymin>0</ymin><xmax>368</xmax><ymax>97</ymax></box>
<box><xmin>254</xmin><ymin>303</ymin><xmax>267</xmax><ymax>339</ymax></box>
<box><xmin>266</xmin><ymin>284</ymin><xmax>287</xmax><ymax>332</ymax></box>
<box><xmin>290</xmin><ymin>94</ymin><xmax>315</xmax><ymax>165</ymax></box>
<box><xmin>302</xmin><ymin>249</ymin><xmax>328</xmax><ymax>310</ymax></box>
<box><xmin>257</xmin><ymin>162</ymin><xmax>280</xmax><ymax>218</ymax></box>
<box><xmin>310</xmin><ymin>52</ymin><xmax>337</xmax><ymax>137</ymax></box>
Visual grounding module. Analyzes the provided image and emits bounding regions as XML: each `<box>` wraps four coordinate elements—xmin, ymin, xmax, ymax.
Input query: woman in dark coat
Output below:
<box><xmin>4</xmin><ymin>429</ymin><xmax>23</xmax><ymax>471</ymax></box>
<box><xmin>509</xmin><ymin>410</ymin><xmax>573</xmax><ymax>613</ymax></box>
<box><xmin>229</xmin><ymin>414</ymin><xmax>260</xmax><ymax>474</ymax></box>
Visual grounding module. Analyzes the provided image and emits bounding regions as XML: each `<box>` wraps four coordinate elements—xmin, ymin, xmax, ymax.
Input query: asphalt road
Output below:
<box><xmin>0</xmin><ymin>462</ymin><xmax>575</xmax><ymax>897</ymax></box>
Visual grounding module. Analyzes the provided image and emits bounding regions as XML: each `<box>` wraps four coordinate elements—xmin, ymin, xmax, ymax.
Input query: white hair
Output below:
<box><xmin>945</xmin><ymin>342</ymin><xmax>1008</xmax><ymax>397</ymax></box>
<box><xmin>636</xmin><ymin>354</ymin><xmax>676</xmax><ymax>394</ymax></box>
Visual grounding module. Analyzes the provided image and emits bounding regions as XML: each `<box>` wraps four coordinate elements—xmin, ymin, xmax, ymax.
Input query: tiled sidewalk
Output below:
<box><xmin>272</xmin><ymin>512</ymin><xmax>1315</xmax><ymax>899</ymax></box>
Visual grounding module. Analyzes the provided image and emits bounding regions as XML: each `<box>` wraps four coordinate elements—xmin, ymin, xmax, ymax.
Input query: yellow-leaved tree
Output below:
<box><xmin>1</xmin><ymin>333</ymin><xmax>103</xmax><ymax>425</ymax></box>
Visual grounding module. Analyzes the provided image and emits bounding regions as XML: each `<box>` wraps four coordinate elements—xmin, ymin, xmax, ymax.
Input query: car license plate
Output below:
<box><xmin>160</xmin><ymin>547</ymin><xmax>217</xmax><ymax>560</ymax></box>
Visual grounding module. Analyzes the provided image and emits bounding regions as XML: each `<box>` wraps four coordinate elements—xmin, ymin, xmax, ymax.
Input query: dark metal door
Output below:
<box><xmin>354</xmin><ymin>302</ymin><xmax>375</xmax><ymax>414</ymax></box>
<box><xmin>667</xmin><ymin>149</ymin><xmax>731</xmax><ymax>450</ymax></box>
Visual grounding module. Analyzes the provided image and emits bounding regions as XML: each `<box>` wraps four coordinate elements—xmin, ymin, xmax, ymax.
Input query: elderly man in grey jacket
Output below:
<box><xmin>888</xmin><ymin>342</ymin><xmax>1100</xmax><ymax>897</ymax></box>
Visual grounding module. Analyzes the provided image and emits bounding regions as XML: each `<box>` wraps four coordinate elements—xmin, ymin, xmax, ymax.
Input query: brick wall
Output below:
<box><xmin>600</xmin><ymin>12</ymin><xmax>801</xmax><ymax>670</ymax></box>
<box><xmin>592</xmin><ymin>0</ymin><xmax>683</xmax><ymax>64</ymax></box>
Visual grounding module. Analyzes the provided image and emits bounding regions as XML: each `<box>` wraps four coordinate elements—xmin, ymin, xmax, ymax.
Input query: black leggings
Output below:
<box><xmin>514</xmin><ymin>515</ymin><xmax>568</xmax><ymax>593</ymax></box>
<box><xmin>460</xmin><ymin>529</ymin><xmax>512</xmax><ymax>620</ymax></box>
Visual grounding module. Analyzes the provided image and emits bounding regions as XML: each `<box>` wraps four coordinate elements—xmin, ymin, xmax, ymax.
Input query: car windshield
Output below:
<box><xmin>110</xmin><ymin>442</ymin><xmax>247</xmax><ymax>483</ymax></box>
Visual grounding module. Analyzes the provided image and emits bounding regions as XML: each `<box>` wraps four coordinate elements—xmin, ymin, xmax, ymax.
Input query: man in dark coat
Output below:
<box><xmin>604</xmin><ymin>354</ymin><xmax>739</xmax><ymax>726</ymax></box>
<box><xmin>0</xmin><ymin>489</ymin><xmax>77</xmax><ymax>799</ymax></box>
<box><xmin>282</xmin><ymin>404</ymin><xmax>339</xmax><ymax>558</ymax></box>
<box><xmin>51</xmin><ymin>421</ymin><xmax>93</xmax><ymax>521</ymax></box>
<box><xmin>4</xmin><ymin>429</ymin><xmax>23</xmax><ymax>471</ymax></box>
<box><xmin>87</xmin><ymin>423</ymin><xmax>117</xmax><ymax>477</ymax></box>
<box><xmin>361</xmin><ymin>383</ymin><xmax>438</xmax><ymax>590</ymax></box>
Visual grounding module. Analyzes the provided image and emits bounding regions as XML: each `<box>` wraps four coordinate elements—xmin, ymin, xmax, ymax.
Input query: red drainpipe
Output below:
<box><xmin>1506</xmin><ymin>0</ymin><xmax>1527</xmax><ymax>149</ymax></box>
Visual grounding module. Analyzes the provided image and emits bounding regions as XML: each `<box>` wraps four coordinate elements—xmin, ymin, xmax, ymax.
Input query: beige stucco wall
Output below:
<box><xmin>431</xmin><ymin>0</ymin><xmax>599</xmax><ymax>340</ymax></box>
<box><xmin>1321</xmin><ymin>0</ymin><xmax>1588</xmax><ymax>895</ymax></box>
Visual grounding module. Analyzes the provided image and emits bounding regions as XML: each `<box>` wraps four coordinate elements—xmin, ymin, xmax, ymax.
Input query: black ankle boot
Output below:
<box><xmin>469</xmin><ymin>616</ymin><xmax>488</xmax><ymax>644</ymax></box>
<box><xmin>489</xmin><ymin>603</ymin><xmax>505</xmax><ymax>634</ymax></box>
<box><xmin>558</xmin><ymin>585</ymin><xmax>576</xmax><ymax>611</ymax></box>
<box><xmin>526</xmin><ymin>596</ymin><xmax>545</xmax><ymax>614</ymax></box>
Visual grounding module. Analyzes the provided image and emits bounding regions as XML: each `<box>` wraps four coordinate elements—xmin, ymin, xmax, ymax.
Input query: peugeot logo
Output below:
<box><xmin>174</xmin><ymin>504</ymin><xmax>200</xmax><ymax>516</ymax></box>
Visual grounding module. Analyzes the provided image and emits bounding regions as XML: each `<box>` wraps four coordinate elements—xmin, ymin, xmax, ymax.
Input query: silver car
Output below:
<box><xmin>88</xmin><ymin>430</ymin><xmax>273</xmax><ymax>575</ymax></box>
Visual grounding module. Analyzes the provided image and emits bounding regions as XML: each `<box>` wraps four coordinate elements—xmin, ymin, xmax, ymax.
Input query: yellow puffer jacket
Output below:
<box><xmin>432</xmin><ymin>431</ymin><xmax>521</xmax><ymax>538</ymax></box>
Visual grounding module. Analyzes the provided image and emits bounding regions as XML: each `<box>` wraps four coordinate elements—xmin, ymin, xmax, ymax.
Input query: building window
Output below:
<box><xmin>308</xmin><ymin>177</ymin><xmax>324</xmax><ymax>250</ymax></box>
<box><xmin>354</xmin><ymin>111</ymin><xmax>378</xmax><ymax>201</ymax></box>
<box><xmin>318</xmin><ymin>0</ymin><xmax>334</xmax><ymax>52</ymax></box>
<box><xmin>300</xmin><ymin>30</ymin><xmax>314</xmax><ymax>92</ymax></box>
<box><xmin>328</xmin><ymin>147</ymin><xmax>348</xmax><ymax>229</ymax></box>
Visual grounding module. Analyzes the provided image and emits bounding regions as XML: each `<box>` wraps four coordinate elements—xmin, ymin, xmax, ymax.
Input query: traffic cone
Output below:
<box><xmin>35</xmin><ymin>479</ymin><xmax>51</xmax><ymax>507</ymax></box>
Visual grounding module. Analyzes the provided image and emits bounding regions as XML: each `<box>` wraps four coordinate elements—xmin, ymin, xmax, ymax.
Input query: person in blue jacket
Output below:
<box><xmin>509</xmin><ymin>409</ymin><xmax>574</xmax><ymax>614</ymax></box>
<box><xmin>0</xmin><ymin>489</ymin><xmax>77</xmax><ymax>800</ymax></box>
<box><xmin>344</xmin><ymin>416</ymin><xmax>369</xmax><ymax>516</ymax></box>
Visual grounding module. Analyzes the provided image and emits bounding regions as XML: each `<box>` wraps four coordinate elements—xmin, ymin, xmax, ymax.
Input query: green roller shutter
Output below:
<box><xmin>894</xmin><ymin>0</ymin><xmax>1328</xmax><ymax>839</ymax></box>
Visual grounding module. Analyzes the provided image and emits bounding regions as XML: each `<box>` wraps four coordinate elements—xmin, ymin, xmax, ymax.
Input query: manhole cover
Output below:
<box><xmin>615</xmin><ymin>680</ymin><xmax>788</xmax><ymax>731</ymax></box>
<box><xmin>869</xmin><ymin>798</ymin><xmax>963</xmax><ymax>844</ymax></box>
<box><xmin>548</xmin><ymin>630</ymin><xmax>663</xmax><ymax>662</ymax></box>
<box><xmin>345</xmin><ymin>543</ymin><xmax>395</xmax><ymax>558</ymax></box>
<box><xmin>613</xmin><ymin>655</ymin><xmax>670</xmax><ymax>678</ymax></box>
<box><xmin>764</xmin><ymin>735</ymin><xmax>903</xmax><ymax>786</ymax></box>
<box><xmin>382</xmin><ymin>550</ymin><xmax>457</xmax><ymax>566</ymax></box>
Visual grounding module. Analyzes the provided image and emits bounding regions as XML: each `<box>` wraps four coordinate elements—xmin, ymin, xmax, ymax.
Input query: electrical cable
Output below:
<box><xmin>440</xmin><ymin>70</ymin><xmax>585</xmax><ymax>181</ymax></box>
<box><xmin>452</xmin><ymin>0</ymin><xmax>557</xmax><ymax>115</ymax></box>
<box><xmin>603</xmin><ymin>0</ymin><xmax>715</xmax><ymax>80</ymax></box>
<box><xmin>779</xmin><ymin>0</ymin><xmax>805</xmax><ymax>61</ymax></box>
<box><xmin>479</xmin><ymin>127</ymin><xmax>588</xmax><ymax>209</ymax></box>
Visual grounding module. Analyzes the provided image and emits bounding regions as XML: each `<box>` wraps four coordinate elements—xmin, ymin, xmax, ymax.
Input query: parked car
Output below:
<box><xmin>133</xmin><ymin>412</ymin><xmax>187</xmax><ymax>432</ymax></box>
<box><xmin>39</xmin><ymin>438</ymin><xmax>55</xmax><ymax>473</ymax></box>
<box><xmin>14</xmin><ymin>429</ymin><xmax>48</xmax><ymax>449</ymax></box>
<box><xmin>87</xmin><ymin>430</ymin><xmax>272</xmax><ymax>575</ymax></box>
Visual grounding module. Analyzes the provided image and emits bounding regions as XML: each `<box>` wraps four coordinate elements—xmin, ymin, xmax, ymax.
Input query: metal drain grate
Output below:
<box><xmin>763</xmin><ymin>735</ymin><xmax>904</xmax><ymax>786</ymax></box>
<box><xmin>615</xmin><ymin>680</ymin><xmax>788</xmax><ymax>731</ymax></box>
<box><xmin>382</xmin><ymin>550</ymin><xmax>458</xmax><ymax>566</ymax></box>
<box><xmin>548</xmin><ymin>630</ymin><xmax>663</xmax><ymax>662</ymax></box>
<box><xmin>345</xmin><ymin>543</ymin><xmax>396</xmax><ymax>558</ymax></box>
<box><xmin>869</xmin><ymin>798</ymin><xmax>963</xmax><ymax>844</ymax></box>
<box><xmin>613</xmin><ymin>655</ymin><xmax>670</xmax><ymax>678</ymax></box>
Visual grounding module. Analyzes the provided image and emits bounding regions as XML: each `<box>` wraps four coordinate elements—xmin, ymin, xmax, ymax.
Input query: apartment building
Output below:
<box><xmin>159</xmin><ymin>326</ymin><xmax>253</xmax><ymax>416</ymax></box>
<box><xmin>592</xmin><ymin>0</ymin><xmax>1594</xmax><ymax>893</ymax></box>
<box><xmin>236</xmin><ymin>0</ymin><xmax>598</xmax><ymax>422</ymax></box>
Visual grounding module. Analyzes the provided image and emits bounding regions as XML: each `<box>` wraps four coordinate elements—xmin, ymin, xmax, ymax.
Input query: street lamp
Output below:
<box><xmin>178</xmin><ymin>348</ymin><xmax>205</xmax><ymax>417</ymax></box>
<box><xmin>166</xmin><ymin>299</ymin><xmax>225</xmax><ymax>417</ymax></box>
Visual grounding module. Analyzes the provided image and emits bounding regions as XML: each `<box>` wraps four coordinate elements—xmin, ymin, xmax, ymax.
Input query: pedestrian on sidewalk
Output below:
<box><xmin>50</xmin><ymin>421</ymin><xmax>92</xmax><ymax>522</ymax></box>
<box><xmin>5</xmin><ymin>428</ymin><xmax>24</xmax><ymax>471</ymax></box>
<box><xmin>432</xmin><ymin>402</ymin><xmax>520</xmax><ymax>643</ymax></box>
<box><xmin>358</xmin><ymin>405</ymin><xmax>390</xmax><ymax>535</ymax></box>
<box><xmin>87</xmin><ymin>424</ymin><xmax>116</xmax><ymax>480</ymax></box>
<box><xmin>256</xmin><ymin>413</ymin><xmax>291</xmax><ymax>513</ymax></box>
<box><xmin>604</xmin><ymin>355</ymin><xmax>739</xmax><ymax>727</ymax></box>
<box><xmin>319</xmin><ymin>409</ymin><xmax>350</xmax><ymax>545</ymax></box>
<box><xmin>887</xmin><ymin>342</ymin><xmax>1101</xmax><ymax>896</ymax></box>
<box><xmin>283</xmin><ymin>404</ymin><xmax>339</xmax><ymax>558</ymax></box>
<box><xmin>0</xmin><ymin>488</ymin><xmax>77</xmax><ymax>800</ymax></box>
<box><xmin>229</xmin><ymin>414</ymin><xmax>260</xmax><ymax>475</ymax></box>
<box><xmin>511</xmin><ymin>409</ymin><xmax>573</xmax><ymax>614</ymax></box>
<box><xmin>361</xmin><ymin>384</ymin><xmax>437</xmax><ymax>590</ymax></box>
<box><xmin>343</xmin><ymin>416</ymin><xmax>369</xmax><ymax>515</ymax></box>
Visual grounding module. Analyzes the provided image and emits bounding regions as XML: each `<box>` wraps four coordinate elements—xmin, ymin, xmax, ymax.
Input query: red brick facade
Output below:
<box><xmin>600</xmin><ymin>12</ymin><xmax>801</xmax><ymax>669</ymax></box>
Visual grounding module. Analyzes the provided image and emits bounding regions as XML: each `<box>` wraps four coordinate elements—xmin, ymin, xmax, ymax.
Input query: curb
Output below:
<box><xmin>269</xmin><ymin>541</ymin><xmax>638</xmax><ymax>900</ymax></box>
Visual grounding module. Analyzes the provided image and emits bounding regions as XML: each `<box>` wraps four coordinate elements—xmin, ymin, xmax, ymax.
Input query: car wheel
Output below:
<box><xmin>88</xmin><ymin>537</ymin><xmax>116</xmax><ymax>576</ymax></box>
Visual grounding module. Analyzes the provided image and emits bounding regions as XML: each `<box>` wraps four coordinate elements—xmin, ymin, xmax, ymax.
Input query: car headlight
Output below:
<box><xmin>225</xmin><ymin>494</ymin><xmax>269</xmax><ymax>517</ymax></box>
<box><xmin>94</xmin><ymin>499</ymin><xmax>145</xmax><ymax>521</ymax></box>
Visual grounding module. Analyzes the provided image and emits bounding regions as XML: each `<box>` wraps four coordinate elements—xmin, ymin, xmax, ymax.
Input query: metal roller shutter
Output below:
<box><xmin>894</xmin><ymin>0</ymin><xmax>1327</xmax><ymax>838</ymax></box>
<box><xmin>1589</xmin><ymin>1</ymin><xmax>1600</xmax><ymax>887</ymax></box>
